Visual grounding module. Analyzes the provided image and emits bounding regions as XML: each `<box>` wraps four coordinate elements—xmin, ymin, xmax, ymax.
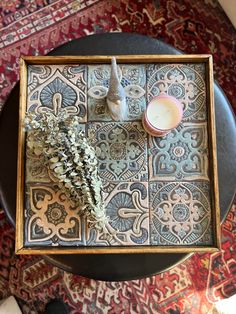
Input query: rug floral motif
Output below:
<box><xmin>0</xmin><ymin>0</ymin><xmax>235</xmax><ymax>313</ymax></box>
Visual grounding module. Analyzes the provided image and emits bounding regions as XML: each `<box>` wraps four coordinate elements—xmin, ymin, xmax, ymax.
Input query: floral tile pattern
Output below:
<box><xmin>147</xmin><ymin>63</ymin><xmax>206</xmax><ymax>122</ymax></box>
<box><xmin>24</xmin><ymin>184</ymin><xmax>84</xmax><ymax>247</ymax></box>
<box><xmin>24</xmin><ymin>182</ymin><xmax>150</xmax><ymax>247</ymax></box>
<box><xmin>148</xmin><ymin>122</ymin><xmax>209</xmax><ymax>181</ymax></box>
<box><xmin>27</xmin><ymin>65</ymin><xmax>87</xmax><ymax>120</ymax></box>
<box><xmin>86</xmin><ymin>182</ymin><xmax>150</xmax><ymax>246</ymax></box>
<box><xmin>87</xmin><ymin>121</ymin><xmax>148</xmax><ymax>182</ymax></box>
<box><xmin>87</xmin><ymin>64</ymin><xmax>146</xmax><ymax>121</ymax></box>
<box><xmin>149</xmin><ymin>181</ymin><xmax>213</xmax><ymax>246</ymax></box>
<box><xmin>24</xmin><ymin>62</ymin><xmax>213</xmax><ymax>248</ymax></box>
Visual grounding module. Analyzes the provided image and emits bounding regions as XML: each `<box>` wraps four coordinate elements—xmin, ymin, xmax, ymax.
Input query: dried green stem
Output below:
<box><xmin>25</xmin><ymin>112</ymin><xmax>108</xmax><ymax>230</ymax></box>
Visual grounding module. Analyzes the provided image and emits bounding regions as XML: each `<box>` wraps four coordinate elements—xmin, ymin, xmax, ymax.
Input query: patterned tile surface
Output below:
<box><xmin>87</xmin><ymin>121</ymin><xmax>148</xmax><ymax>182</ymax></box>
<box><xmin>24</xmin><ymin>184</ymin><xmax>84</xmax><ymax>247</ymax></box>
<box><xmin>25</xmin><ymin>62</ymin><xmax>213</xmax><ymax>248</ymax></box>
<box><xmin>27</xmin><ymin>65</ymin><xmax>87</xmax><ymax>119</ymax></box>
<box><xmin>147</xmin><ymin>63</ymin><xmax>206</xmax><ymax>122</ymax></box>
<box><xmin>149</xmin><ymin>181</ymin><xmax>213</xmax><ymax>245</ymax></box>
<box><xmin>149</xmin><ymin>122</ymin><xmax>209</xmax><ymax>181</ymax></box>
<box><xmin>86</xmin><ymin>182</ymin><xmax>150</xmax><ymax>246</ymax></box>
<box><xmin>87</xmin><ymin>64</ymin><xmax>146</xmax><ymax>121</ymax></box>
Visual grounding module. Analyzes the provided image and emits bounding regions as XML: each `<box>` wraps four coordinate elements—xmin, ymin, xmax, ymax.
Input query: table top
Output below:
<box><xmin>0</xmin><ymin>33</ymin><xmax>236</xmax><ymax>281</ymax></box>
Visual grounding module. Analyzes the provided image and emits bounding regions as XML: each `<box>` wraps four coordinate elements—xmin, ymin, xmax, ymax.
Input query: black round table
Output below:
<box><xmin>0</xmin><ymin>33</ymin><xmax>236</xmax><ymax>281</ymax></box>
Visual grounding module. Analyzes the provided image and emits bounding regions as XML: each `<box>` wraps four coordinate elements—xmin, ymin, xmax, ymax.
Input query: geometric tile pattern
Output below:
<box><xmin>149</xmin><ymin>181</ymin><xmax>212</xmax><ymax>245</ymax></box>
<box><xmin>27</xmin><ymin>65</ymin><xmax>87</xmax><ymax>120</ymax></box>
<box><xmin>149</xmin><ymin>122</ymin><xmax>209</xmax><ymax>181</ymax></box>
<box><xmin>86</xmin><ymin>182</ymin><xmax>150</xmax><ymax>246</ymax></box>
<box><xmin>25</xmin><ymin>62</ymin><xmax>213</xmax><ymax>247</ymax></box>
<box><xmin>147</xmin><ymin>63</ymin><xmax>206</xmax><ymax>122</ymax></box>
<box><xmin>24</xmin><ymin>184</ymin><xmax>83</xmax><ymax>247</ymax></box>
<box><xmin>87</xmin><ymin>122</ymin><xmax>148</xmax><ymax>181</ymax></box>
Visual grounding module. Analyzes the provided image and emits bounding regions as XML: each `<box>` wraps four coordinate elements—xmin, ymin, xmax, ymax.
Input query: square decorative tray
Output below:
<box><xmin>16</xmin><ymin>55</ymin><xmax>220</xmax><ymax>254</ymax></box>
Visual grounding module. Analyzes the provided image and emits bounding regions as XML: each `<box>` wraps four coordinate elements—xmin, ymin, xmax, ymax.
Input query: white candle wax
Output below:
<box><xmin>147</xmin><ymin>97</ymin><xmax>181</xmax><ymax>130</ymax></box>
<box><xmin>142</xmin><ymin>95</ymin><xmax>183</xmax><ymax>137</ymax></box>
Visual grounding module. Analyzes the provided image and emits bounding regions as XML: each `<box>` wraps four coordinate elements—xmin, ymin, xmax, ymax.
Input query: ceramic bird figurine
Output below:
<box><xmin>106</xmin><ymin>57</ymin><xmax>127</xmax><ymax>121</ymax></box>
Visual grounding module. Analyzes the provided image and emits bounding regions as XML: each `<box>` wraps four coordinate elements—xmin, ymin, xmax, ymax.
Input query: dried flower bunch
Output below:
<box><xmin>24</xmin><ymin>112</ymin><xmax>108</xmax><ymax>230</ymax></box>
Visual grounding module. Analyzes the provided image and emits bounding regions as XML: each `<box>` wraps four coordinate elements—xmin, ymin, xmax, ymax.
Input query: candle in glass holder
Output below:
<box><xmin>142</xmin><ymin>94</ymin><xmax>183</xmax><ymax>137</ymax></box>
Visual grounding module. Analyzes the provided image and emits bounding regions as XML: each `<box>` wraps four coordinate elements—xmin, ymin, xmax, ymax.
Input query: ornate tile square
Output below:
<box><xmin>27</xmin><ymin>65</ymin><xmax>87</xmax><ymax>121</ymax></box>
<box><xmin>87</xmin><ymin>121</ymin><xmax>148</xmax><ymax>181</ymax></box>
<box><xmin>147</xmin><ymin>63</ymin><xmax>206</xmax><ymax>122</ymax></box>
<box><xmin>24</xmin><ymin>184</ymin><xmax>84</xmax><ymax>247</ymax></box>
<box><xmin>149</xmin><ymin>181</ymin><xmax>213</xmax><ymax>246</ymax></box>
<box><xmin>85</xmin><ymin>182</ymin><xmax>150</xmax><ymax>246</ymax></box>
<box><xmin>87</xmin><ymin>64</ymin><xmax>146</xmax><ymax>121</ymax></box>
<box><xmin>148</xmin><ymin>122</ymin><xmax>209</xmax><ymax>181</ymax></box>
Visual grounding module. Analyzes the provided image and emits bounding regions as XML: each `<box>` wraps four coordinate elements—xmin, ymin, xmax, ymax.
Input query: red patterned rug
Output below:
<box><xmin>0</xmin><ymin>0</ymin><xmax>235</xmax><ymax>313</ymax></box>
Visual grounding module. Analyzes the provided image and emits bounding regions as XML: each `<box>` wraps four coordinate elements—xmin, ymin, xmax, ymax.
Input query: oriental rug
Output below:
<box><xmin>0</xmin><ymin>0</ymin><xmax>235</xmax><ymax>313</ymax></box>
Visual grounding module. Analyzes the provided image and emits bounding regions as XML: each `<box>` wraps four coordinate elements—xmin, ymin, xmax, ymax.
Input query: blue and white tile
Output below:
<box><xmin>27</xmin><ymin>64</ymin><xmax>87</xmax><ymax>121</ymax></box>
<box><xmin>87</xmin><ymin>121</ymin><xmax>148</xmax><ymax>182</ymax></box>
<box><xmin>86</xmin><ymin>182</ymin><xmax>150</xmax><ymax>246</ymax></box>
<box><xmin>148</xmin><ymin>122</ymin><xmax>209</xmax><ymax>181</ymax></box>
<box><xmin>147</xmin><ymin>63</ymin><xmax>206</xmax><ymax>122</ymax></box>
<box><xmin>149</xmin><ymin>181</ymin><xmax>213</xmax><ymax>246</ymax></box>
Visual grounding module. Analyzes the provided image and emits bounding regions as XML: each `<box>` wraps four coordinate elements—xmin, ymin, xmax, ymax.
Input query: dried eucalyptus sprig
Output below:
<box><xmin>24</xmin><ymin>112</ymin><xmax>108</xmax><ymax>230</ymax></box>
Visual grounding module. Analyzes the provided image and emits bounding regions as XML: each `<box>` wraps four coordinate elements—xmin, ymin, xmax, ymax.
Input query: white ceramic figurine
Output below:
<box><xmin>107</xmin><ymin>57</ymin><xmax>127</xmax><ymax>121</ymax></box>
